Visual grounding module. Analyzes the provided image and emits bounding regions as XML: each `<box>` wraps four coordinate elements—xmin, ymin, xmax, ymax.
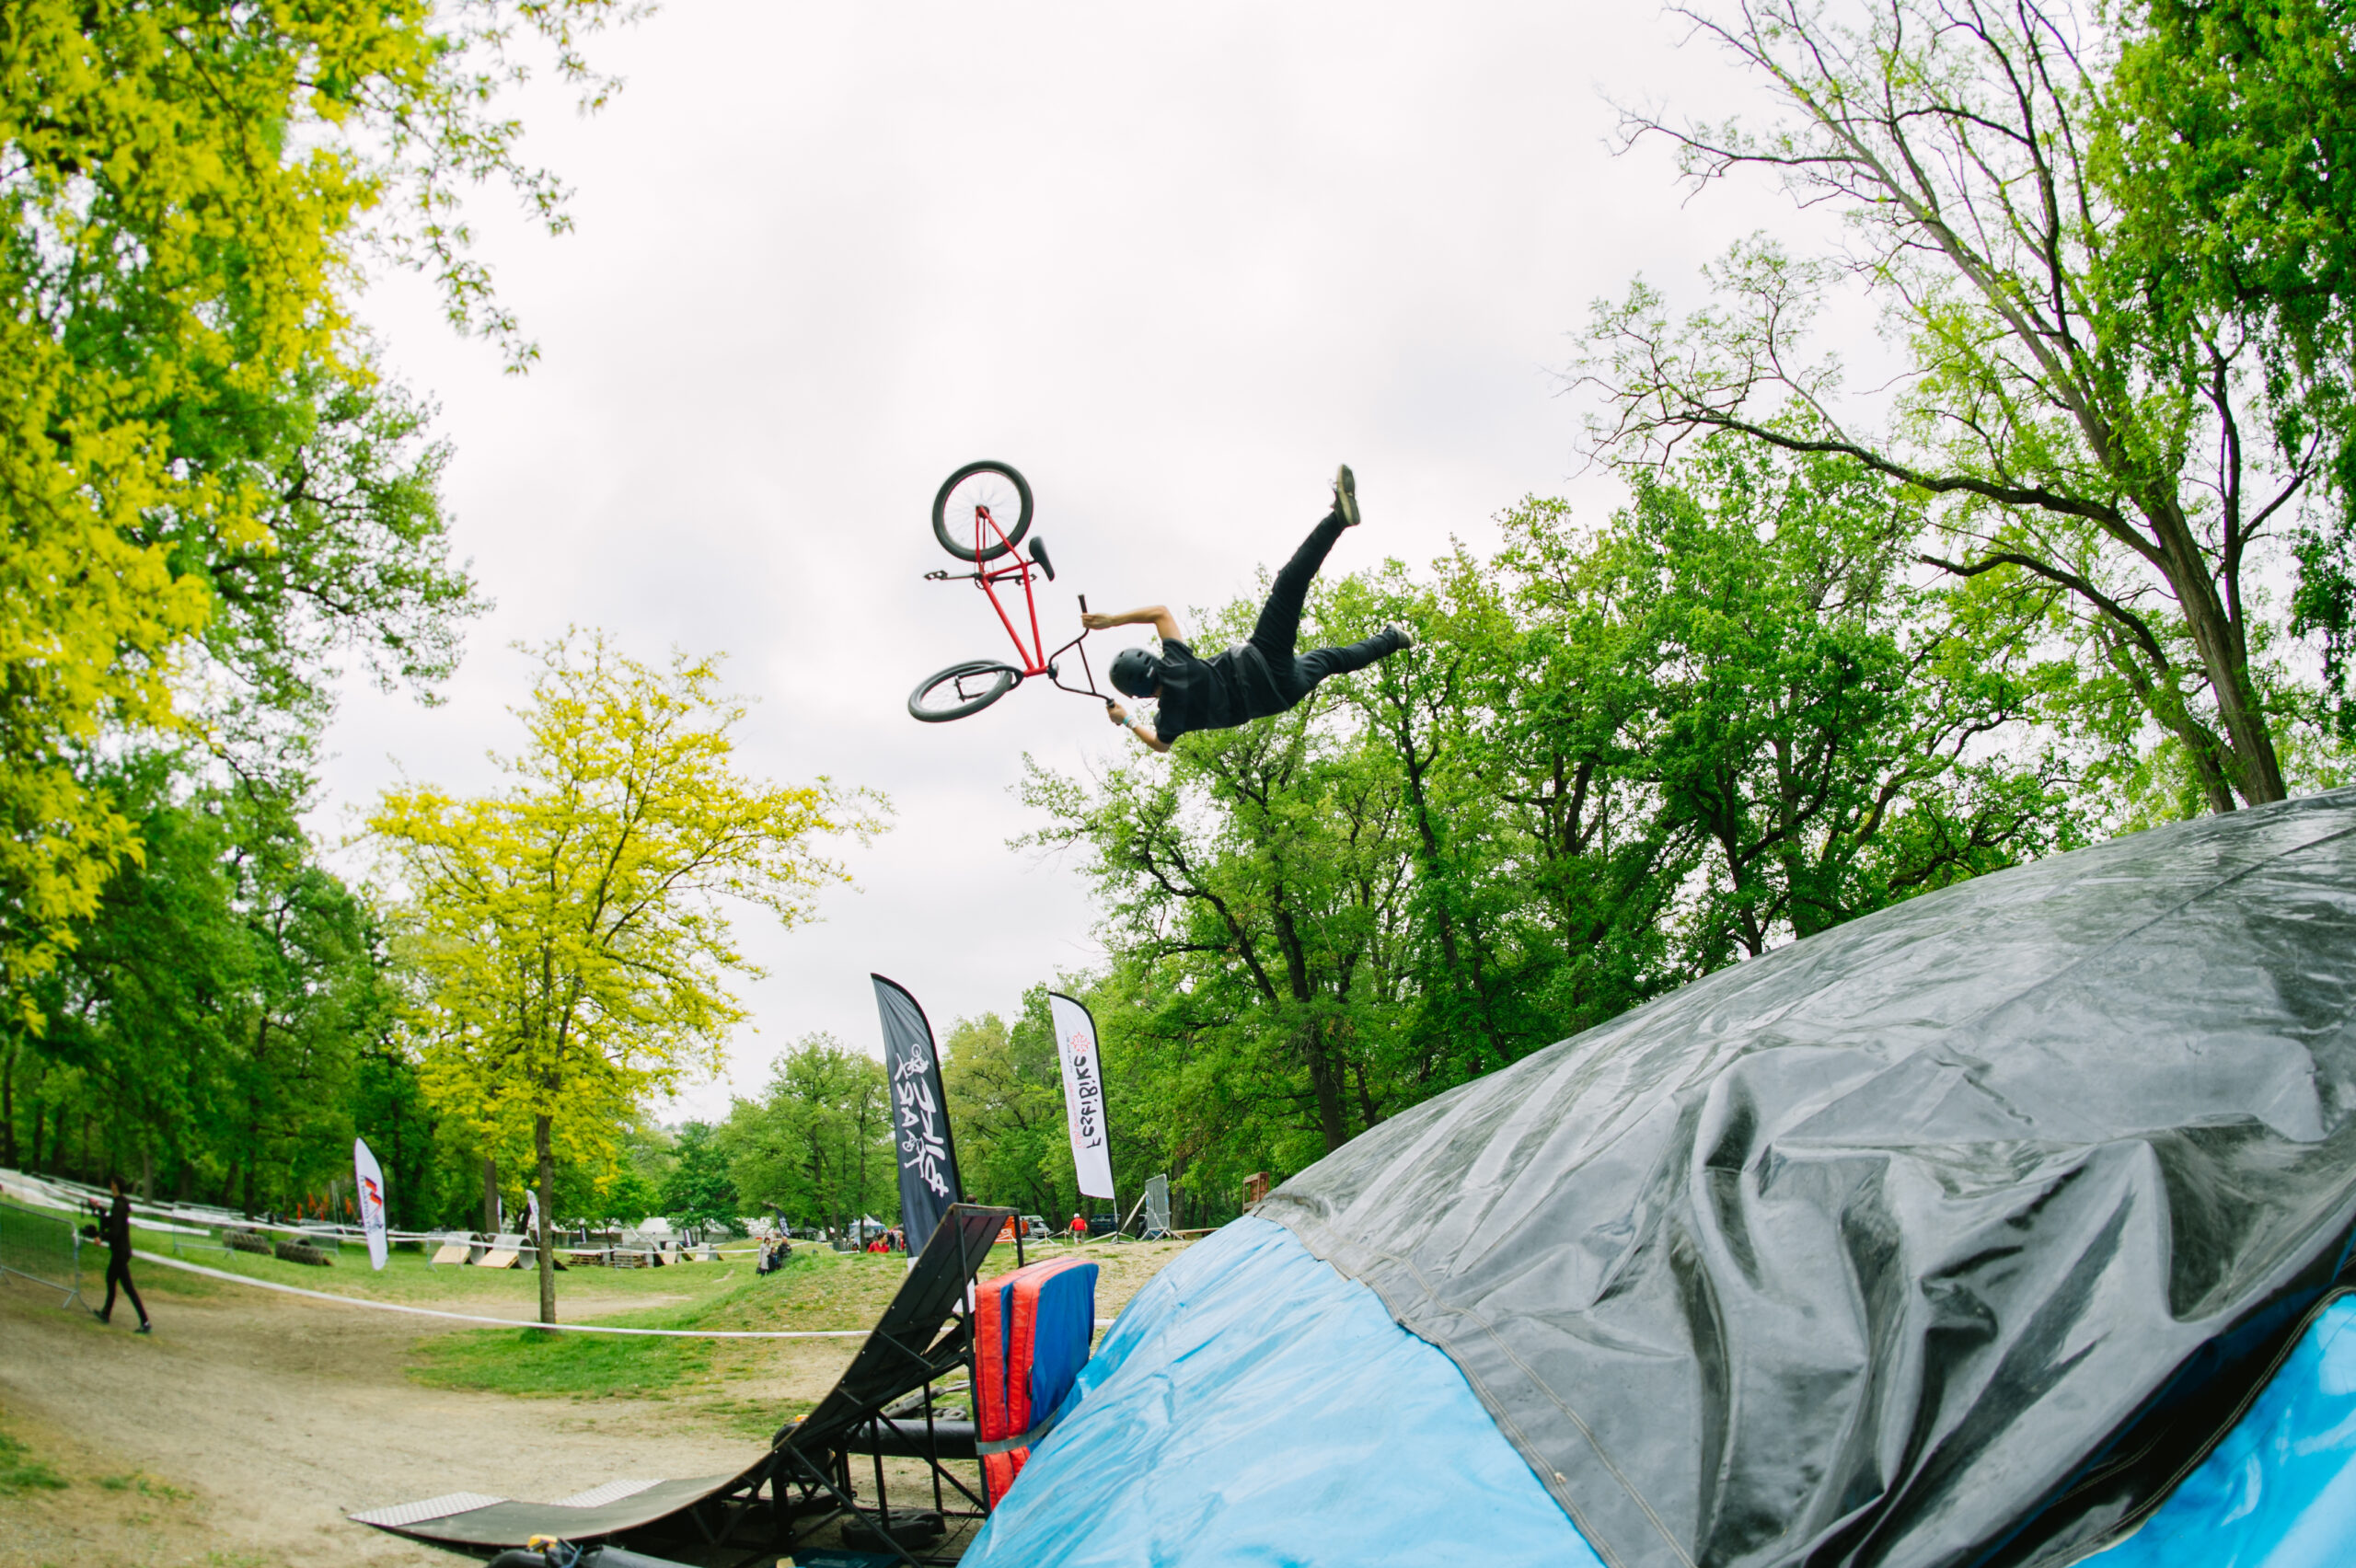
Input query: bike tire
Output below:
<box><xmin>908</xmin><ymin>659</ymin><xmax>1022</xmax><ymax>722</ymax></box>
<box><xmin>932</xmin><ymin>461</ymin><xmax>1034</xmax><ymax>562</ymax></box>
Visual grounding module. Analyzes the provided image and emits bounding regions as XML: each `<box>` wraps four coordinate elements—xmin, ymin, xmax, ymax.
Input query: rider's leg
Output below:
<box><xmin>1288</xmin><ymin>627</ymin><xmax>1410</xmax><ymax>698</ymax></box>
<box><xmin>1248</xmin><ymin>512</ymin><xmax>1349</xmax><ymax>663</ymax></box>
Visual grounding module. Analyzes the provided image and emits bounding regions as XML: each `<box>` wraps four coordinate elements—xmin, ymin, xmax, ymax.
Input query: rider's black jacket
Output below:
<box><xmin>1152</xmin><ymin>640</ymin><xmax>1288</xmax><ymax>741</ymax></box>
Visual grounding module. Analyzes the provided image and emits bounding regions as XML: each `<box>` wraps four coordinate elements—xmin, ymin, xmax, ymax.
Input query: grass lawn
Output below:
<box><xmin>0</xmin><ymin>1428</ymin><xmax>68</xmax><ymax>1497</ymax></box>
<box><xmin>98</xmin><ymin>1216</ymin><xmax>1194</xmax><ymax>1424</ymax></box>
<box><xmin>403</xmin><ymin>1239</ymin><xmax>1054</xmax><ymax>1398</ymax></box>
<box><xmin>118</xmin><ymin>1220</ymin><xmax>808</xmax><ymax>1309</ymax></box>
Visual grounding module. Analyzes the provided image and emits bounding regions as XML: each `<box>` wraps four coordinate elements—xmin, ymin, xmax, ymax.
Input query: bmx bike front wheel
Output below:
<box><xmin>932</xmin><ymin>461</ymin><xmax>1034</xmax><ymax>561</ymax></box>
<box><xmin>909</xmin><ymin>659</ymin><xmax>1023</xmax><ymax>721</ymax></box>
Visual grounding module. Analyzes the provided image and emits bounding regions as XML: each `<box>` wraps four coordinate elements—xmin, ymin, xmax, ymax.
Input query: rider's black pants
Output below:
<box><xmin>1250</xmin><ymin>512</ymin><xmax>1406</xmax><ymax>705</ymax></box>
<box><xmin>101</xmin><ymin>1254</ymin><xmax>146</xmax><ymax>1325</ymax></box>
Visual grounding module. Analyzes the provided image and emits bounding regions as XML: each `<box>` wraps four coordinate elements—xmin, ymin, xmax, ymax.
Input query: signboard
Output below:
<box><xmin>872</xmin><ymin>974</ymin><xmax>964</xmax><ymax>1257</ymax></box>
<box><xmin>352</xmin><ymin>1137</ymin><xmax>389</xmax><ymax>1271</ymax></box>
<box><xmin>1049</xmin><ymin>992</ymin><xmax>1116</xmax><ymax>1201</ymax></box>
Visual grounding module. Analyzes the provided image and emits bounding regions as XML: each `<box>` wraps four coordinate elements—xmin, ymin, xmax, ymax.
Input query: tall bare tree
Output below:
<box><xmin>1583</xmin><ymin>0</ymin><xmax>2343</xmax><ymax>811</ymax></box>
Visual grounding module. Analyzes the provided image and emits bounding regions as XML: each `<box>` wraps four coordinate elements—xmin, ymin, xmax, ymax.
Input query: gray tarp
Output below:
<box><xmin>1262</xmin><ymin>788</ymin><xmax>2356</xmax><ymax>1568</ymax></box>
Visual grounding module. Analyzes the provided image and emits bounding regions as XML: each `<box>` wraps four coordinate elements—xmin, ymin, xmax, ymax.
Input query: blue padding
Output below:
<box><xmin>2088</xmin><ymin>1295</ymin><xmax>2356</xmax><ymax>1568</ymax></box>
<box><xmin>963</xmin><ymin>1216</ymin><xmax>1604</xmax><ymax>1568</ymax></box>
<box><xmin>1027</xmin><ymin>1262</ymin><xmax>1096</xmax><ymax>1428</ymax></box>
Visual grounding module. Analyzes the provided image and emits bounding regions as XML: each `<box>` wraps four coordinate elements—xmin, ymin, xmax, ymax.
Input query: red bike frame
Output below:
<box><xmin>925</xmin><ymin>504</ymin><xmax>1103</xmax><ymax>698</ymax></box>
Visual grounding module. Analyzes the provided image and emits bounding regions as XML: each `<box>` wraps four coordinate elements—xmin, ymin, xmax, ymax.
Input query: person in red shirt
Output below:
<box><xmin>1068</xmin><ymin>1213</ymin><xmax>1088</xmax><ymax>1243</ymax></box>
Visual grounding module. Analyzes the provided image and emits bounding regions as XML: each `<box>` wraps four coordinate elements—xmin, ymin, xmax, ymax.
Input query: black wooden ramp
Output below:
<box><xmin>349</xmin><ymin>1205</ymin><xmax>1013</xmax><ymax>1560</ymax></box>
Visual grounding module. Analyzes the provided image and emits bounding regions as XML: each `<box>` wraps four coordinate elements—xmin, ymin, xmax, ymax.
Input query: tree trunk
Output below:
<box><xmin>2147</xmin><ymin>499</ymin><xmax>2288</xmax><ymax>805</ymax></box>
<box><xmin>534</xmin><ymin>1115</ymin><xmax>557</xmax><ymax>1327</ymax></box>
<box><xmin>1</xmin><ymin>1036</ymin><xmax>16</xmax><ymax>1170</ymax></box>
<box><xmin>1393</xmin><ymin>707</ymin><xmax>1511</xmax><ymax>1068</ymax></box>
<box><xmin>482</xmin><ymin>1155</ymin><xmax>499</xmax><ymax>1236</ymax></box>
<box><xmin>140</xmin><ymin>1147</ymin><xmax>154</xmax><ymax>1202</ymax></box>
<box><xmin>1305</xmin><ymin>1027</ymin><xmax>1349</xmax><ymax>1154</ymax></box>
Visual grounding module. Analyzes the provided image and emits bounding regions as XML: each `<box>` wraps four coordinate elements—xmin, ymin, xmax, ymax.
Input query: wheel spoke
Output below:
<box><xmin>931</xmin><ymin>461</ymin><xmax>1032</xmax><ymax>563</ymax></box>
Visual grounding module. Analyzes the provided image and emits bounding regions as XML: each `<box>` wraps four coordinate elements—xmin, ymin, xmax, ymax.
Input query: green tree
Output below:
<box><xmin>4</xmin><ymin>762</ymin><xmax>395</xmax><ymax>1210</ymax></box>
<box><xmin>720</xmin><ymin>1034</ymin><xmax>896</xmax><ymax>1237</ymax></box>
<box><xmin>1576</xmin><ymin>440</ymin><xmax>2083</xmax><ymax>963</ymax></box>
<box><xmin>1025</xmin><ymin>590</ymin><xmax>1426</xmax><ymax>1169</ymax></box>
<box><xmin>372</xmin><ymin>633</ymin><xmax>884</xmax><ymax>1323</ymax></box>
<box><xmin>1586</xmin><ymin>0</ymin><xmax>2351</xmax><ymax>813</ymax></box>
<box><xmin>658</xmin><ymin>1121</ymin><xmax>742</xmax><ymax>1237</ymax></box>
<box><xmin>942</xmin><ymin>1000</ymin><xmax>1071</xmax><ymax>1217</ymax></box>
<box><xmin>1022</xmin><ymin>453</ymin><xmax>2081</xmax><ymax>1195</ymax></box>
<box><xmin>2104</xmin><ymin>0</ymin><xmax>2356</xmax><ymax>739</ymax></box>
<box><xmin>1</xmin><ymin>0</ymin><xmax>627</xmax><ymax>1009</ymax></box>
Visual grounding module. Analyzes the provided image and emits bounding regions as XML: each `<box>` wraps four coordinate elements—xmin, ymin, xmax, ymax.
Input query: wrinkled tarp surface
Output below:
<box><xmin>962</xmin><ymin>1216</ymin><xmax>1602</xmax><ymax>1567</ymax></box>
<box><xmin>1262</xmin><ymin>788</ymin><xmax>2356</xmax><ymax>1568</ymax></box>
<box><xmin>2087</xmin><ymin>1290</ymin><xmax>2356</xmax><ymax>1568</ymax></box>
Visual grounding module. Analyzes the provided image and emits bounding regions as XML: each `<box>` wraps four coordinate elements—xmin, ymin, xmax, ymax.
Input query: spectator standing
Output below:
<box><xmin>87</xmin><ymin>1177</ymin><xmax>151</xmax><ymax>1333</ymax></box>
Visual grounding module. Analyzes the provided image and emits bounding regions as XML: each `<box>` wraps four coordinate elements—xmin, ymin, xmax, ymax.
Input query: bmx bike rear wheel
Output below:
<box><xmin>932</xmin><ymin>461</ymin><xmax>1034</xmax><ymax>561</ymax></box>
<box><xmin>909</xmin><ymin>659</ymin><xmax>1023</xmax><ymax>721</ymax></box>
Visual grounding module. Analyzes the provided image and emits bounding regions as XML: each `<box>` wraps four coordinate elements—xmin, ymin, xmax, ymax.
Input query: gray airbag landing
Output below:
<box><xmin>1262</xmin><ymin>787</ymin><xmax>2356</xmax><ymax>1568</ymax></box>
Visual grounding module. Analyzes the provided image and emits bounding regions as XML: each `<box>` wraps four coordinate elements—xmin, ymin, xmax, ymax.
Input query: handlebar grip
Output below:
<box><xmin>1079</xmin><ymin>594</ymin><xmax>1089</xmax><ymax>613</ymax></box>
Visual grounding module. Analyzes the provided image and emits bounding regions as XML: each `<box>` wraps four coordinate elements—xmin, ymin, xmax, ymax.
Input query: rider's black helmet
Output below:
<box><xmin>1110</xmin><ymin>647</ymin><xmax>1162</xmax><ymax>698</ymax></box>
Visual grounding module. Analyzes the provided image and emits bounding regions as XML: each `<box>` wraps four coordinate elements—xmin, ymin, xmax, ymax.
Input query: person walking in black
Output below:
<box><xmin>87</xmin><ymin>1177</ymin><xmax>151</xmax><ymax>1333</ymax></box>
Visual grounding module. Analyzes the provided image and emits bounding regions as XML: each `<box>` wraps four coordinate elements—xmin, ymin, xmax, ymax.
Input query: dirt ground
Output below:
<box><xmin>0</xmin><ymin>1238</ymin><xmax>1194</xmax><ymax>1568</ymax></box>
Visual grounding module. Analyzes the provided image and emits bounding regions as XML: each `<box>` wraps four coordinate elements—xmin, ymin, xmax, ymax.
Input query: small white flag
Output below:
<box><xmin>352</xmin><ymin>1138</ymin><xmax>389</xmax><ymax>1272</ymax></box>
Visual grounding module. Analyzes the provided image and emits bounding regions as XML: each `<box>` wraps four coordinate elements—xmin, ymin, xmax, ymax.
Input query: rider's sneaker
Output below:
<box><xmin>1382</xmin><ymin>622</ymin><xmax>1414</xmax><ymax>650</ymax></box>
<box><xmin>134</xmin><ymin>1321</ymin><xmax>151</xmax><ymax>1334</ymax></box>
<box><xmin>1333</xmin><ymin>465</ymin><xmax>1360</xmax><ymax>527</ymax></box>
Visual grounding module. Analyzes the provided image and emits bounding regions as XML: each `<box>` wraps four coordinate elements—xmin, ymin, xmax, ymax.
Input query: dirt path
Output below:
<box><xmin>0</xmin><ymin>1238</ymin><xmax>1196</xmax><ymax>1568</ymax></box>
<box><xmin>0</xmin><ymin>1277</ymin><xmax>759</xmax><ymax>1568</ymax></box>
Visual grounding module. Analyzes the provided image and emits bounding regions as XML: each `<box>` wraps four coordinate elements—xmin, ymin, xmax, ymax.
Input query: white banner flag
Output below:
<box><xmin>1049</xmin><ymin>992</ymin><xmax>1116</xmax><ymax>1200</ymax></box>
<box><xmin>352</xmin><ymin>1137</ymin><xmax>389</xmax><ymax>1271</ymax></box>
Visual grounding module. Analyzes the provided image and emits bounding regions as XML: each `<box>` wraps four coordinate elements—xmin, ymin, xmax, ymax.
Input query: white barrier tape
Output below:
<box><xmin>130</xmin><ymin>1251</ymin><xmax>870</xmax><ymax>1338</ymax></box>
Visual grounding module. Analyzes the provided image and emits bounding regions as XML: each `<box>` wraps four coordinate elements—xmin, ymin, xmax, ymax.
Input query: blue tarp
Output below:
<box><xmin>962</xmin><ymin>1216</ymin><xmax>1603</xmax><ymax>1567</ymax></box>
<box><xmin>1026</xmin><ymin>1261</ymin><xmax>1097</xmax><ymax>1430</ymax></box>
<box><xmin>2087</xmin><ymin>1294</ymin><xmax>2356</xmax><ymax>1568</ymax></box>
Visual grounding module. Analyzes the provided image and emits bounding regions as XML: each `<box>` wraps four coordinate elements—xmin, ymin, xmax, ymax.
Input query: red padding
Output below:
<box><xmin>974</xmin><ymin>1256</ymin><xmax>1093</xmax><ymax>1506</ymax></box>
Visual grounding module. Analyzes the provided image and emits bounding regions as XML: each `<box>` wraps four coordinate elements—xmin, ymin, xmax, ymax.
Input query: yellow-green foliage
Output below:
<box><xmin>0</xmin><ymin>0</ymin><xmax>628</xmax><ymax>1011</ymax></box>
<box><xmin>371</xmin><ymin>634</ymin><xmax>886</xmax><ymax>1313</ymax></box>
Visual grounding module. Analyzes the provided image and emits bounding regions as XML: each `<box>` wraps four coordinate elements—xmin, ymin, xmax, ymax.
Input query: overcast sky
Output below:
<box><xmin>326</xmin><ymin>1</ymin><xmax>1812</xmax><ymax>1120</ymax></box>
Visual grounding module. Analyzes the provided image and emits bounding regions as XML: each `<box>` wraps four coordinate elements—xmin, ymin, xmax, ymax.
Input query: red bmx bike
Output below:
<box><xmin>907</xmin><ymin>461</ymin><xmax>1109</xmax><ymax>722</ymax></box>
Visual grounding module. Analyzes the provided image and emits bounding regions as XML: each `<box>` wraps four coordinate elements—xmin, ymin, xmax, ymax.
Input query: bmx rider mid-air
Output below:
<box><xmin>1088</xmin><ymin>466</ymin><xmax>1411</xmax><ymax>753</ymax></box>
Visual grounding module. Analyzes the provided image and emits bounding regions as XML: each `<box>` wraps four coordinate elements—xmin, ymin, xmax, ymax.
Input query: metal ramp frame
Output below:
<box><xmin>351</xmin><ymin>1205</ymin><xmax>1017</xmax><ymax>1566</ymax></box>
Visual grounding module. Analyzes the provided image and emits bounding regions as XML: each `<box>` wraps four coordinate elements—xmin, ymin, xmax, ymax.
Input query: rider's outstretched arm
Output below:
<box><xmin>1080</xmin><ymin>605</ymin><xmax>1184</xmax><ymax>642</ymax></box>
<box><xmin>1104</xmin><ymin>702</ymin><xmax>1172</xmax><ymax>754</ymax></box>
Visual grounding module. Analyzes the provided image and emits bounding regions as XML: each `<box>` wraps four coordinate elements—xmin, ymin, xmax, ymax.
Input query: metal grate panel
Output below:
<box><xmin>348</xmin><ymin>1492</ymin><xmax>505</xmax><ymax>1528</ymax></box>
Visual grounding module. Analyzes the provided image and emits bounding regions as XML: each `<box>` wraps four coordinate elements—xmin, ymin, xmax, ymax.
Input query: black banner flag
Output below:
<box><xmin>871</xmin><ymin>974</ymin><xmax>964</xmax><ymax>1257</ymax></box>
